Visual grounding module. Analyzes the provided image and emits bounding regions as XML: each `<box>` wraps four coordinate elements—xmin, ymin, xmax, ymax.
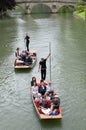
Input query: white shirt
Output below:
<box><xmin>32</xmin><ymin>85</ymin><xmax>38</xmax><ymax>95</ymax></box>
<box><xmin>46</xmin><ymin>85</ymin><xmax>54</xmax><ymax>92</ymax></box>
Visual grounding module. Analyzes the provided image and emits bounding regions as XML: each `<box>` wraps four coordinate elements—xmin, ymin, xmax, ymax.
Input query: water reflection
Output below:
<box><xmin>14</xmin><ymin>68</ymin><xmax>33</xmax><ymax>73</ymax></box>
<box><xmin>40</xmin><ymin>119</ymin><xmax>62</xmax><ymax>129</ymax></box>
<box><xmin>31</xmin><ymin>13</ymin><xmax>51</xmax><ymax>19</ymax></box>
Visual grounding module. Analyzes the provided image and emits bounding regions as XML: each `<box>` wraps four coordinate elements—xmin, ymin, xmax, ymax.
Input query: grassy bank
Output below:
<box><xmin>74</xmin><ymin>10</ymin><xmax>86</xmax><ymax>20</ymax></box>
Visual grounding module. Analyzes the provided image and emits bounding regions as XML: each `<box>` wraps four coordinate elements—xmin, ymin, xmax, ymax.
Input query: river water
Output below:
<box><xmin>0</xmin><ymin>13</ymin><xmax>86</xmax><ymax>130</ymax></box>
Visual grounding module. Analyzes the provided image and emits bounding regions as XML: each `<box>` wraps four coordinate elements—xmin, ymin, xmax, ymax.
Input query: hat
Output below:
<box><xmin>54</xmin><ymin>95</ymin><xmax>58</xmax><ymax>98</ymax></box>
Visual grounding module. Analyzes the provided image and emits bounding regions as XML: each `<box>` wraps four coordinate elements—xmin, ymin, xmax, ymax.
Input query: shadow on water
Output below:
<box><xmin>31</xmin><ymin>13</ymin><xmax>51</xmax><ymax>19</ymax></box>
<box><xmin>39</xmin><ymin>119</ymin><xmax>62</xmax><ymax>129</ymax></box>
<box><xmin>14</xmin><ymin>68</ymin><xmax>32</xmax><ymax>73</ymax></box>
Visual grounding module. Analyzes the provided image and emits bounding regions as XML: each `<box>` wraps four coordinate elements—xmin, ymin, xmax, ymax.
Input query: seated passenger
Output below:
<box><xmin>33</xmin><ymin>52</ymin><xmax>36</xmax><ymax>56</ymax></box>
<box><xmin>49</xmin><ymin>108</ymin><xmax>59</xmax><ymax>116</ymax></box>
<box><xmin>46</xmin><ymin>82</ymin><xmax>54</xmax><ymax>91</ymax></box>
<box><xmin>31</xmin><ymin>81</ymin><xmax>41</xmax><ymax>99</ymax></box>
<box><xmin>14</xmin><ymin>48</ymin><xmax>25</xmax><ymax>65</ymax></box>
<box><xmin>39</xmin><ymin>95</ymin><xmax>60</xmax><ymax>116</ymax></box>
<box><xmin>31</xmin><ymin>77</ymin><xmax>36</xmax><ymax>86</ymax></box>
<box><xmin>20</xmin><ymin>50</ymin><xmax>27</xmax><ymax>62</ymax></box>
<box><xmin>25</xmin><ymin>53</ymin><xmax>32</xmax><ymax>65</ymax></box>
<box><xmin>39</xmin><ymin>97</ymin><xmax>48</xmax><ymax>109</ymax></box>
<box><xmin>41</xmin><ymin>95</ymin><xmax>60</xmax><ymax>116</ymax></box>
<box><xmin>15</xmin><ymin>47</ymin><xmax>20</xmax><ymax>57</ymax></box>
<box><xmin>40</xmin><ymin>106</ymin><xmax>59</xmax><ymax>116</ymax></box>
<box><xmin>15</xmin><ymin>47</ymin><xmax>22</xmax><ymax>61</ymax></box>
<box><xmin>38</xmin><ymin>80</ymin><xmax>46</xmax><ymax>96</ymax></box>
<box><xmin>51</xmin><ymin>95</ymin><xmax>60</xmax><ymax>111</ymax></box>
<box><xmin>46</xmin><ymin>82</ymin><xmax>54</xmax><ymax>95</ymax></box>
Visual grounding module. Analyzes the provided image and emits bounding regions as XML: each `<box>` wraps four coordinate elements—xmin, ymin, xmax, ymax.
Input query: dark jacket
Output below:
<box><xmin>38</xmin><ymin>85</ymin><xmax>46</xmax><ymax>96</ymax></box>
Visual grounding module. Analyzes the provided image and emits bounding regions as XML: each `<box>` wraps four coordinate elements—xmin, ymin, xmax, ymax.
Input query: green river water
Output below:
<box><xmin>0</xmin><ymin>13</ymin><xmax>86</xmax><ymax>130</ymax></box>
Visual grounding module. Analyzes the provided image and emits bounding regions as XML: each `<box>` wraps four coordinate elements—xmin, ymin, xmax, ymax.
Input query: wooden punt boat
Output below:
<box><xmin>32</xmin><ymin>96</ymin><xmax>62</xmax><ymax>119</ymax></box>
<box><xmin>14</xmin><ymin>50</ymin><xmax>37</xmax><ymax>69</ymax></box>
<box><xmin>31</xmin><ymin>80</ymin><xmax>62</xmax><ymax>119</ymax></box>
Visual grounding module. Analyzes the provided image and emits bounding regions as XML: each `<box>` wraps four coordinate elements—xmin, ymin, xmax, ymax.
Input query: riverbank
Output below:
<box><xmin>74</xmin><ymin>11</ymin><xmax>86</xmax><ymax>20</ymax></box>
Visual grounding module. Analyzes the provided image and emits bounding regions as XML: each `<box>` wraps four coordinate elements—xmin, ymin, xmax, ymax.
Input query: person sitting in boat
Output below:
<box><xmin>39</xmin><ymin>96</ymin><xmax>48</xmax><ymax>109</ymax></box>
<box><xmin>14</xmin><ymin>48</ymin><xmax>25</xmax><ymax>65</ymax></box>
<box><xmin>31</xmin><ymin>81</ymin><xmax>41</xmax><ymax>100</ymax></box>
<box><xmin>31</xmin><ymin>77</ymin><xmax>36</xmax><ymax>86</ymax></box>
<box><xmin>38</xmin><ymin>79</ymin><xmax>46</xmax><ymax>96</ymax></box>
<box><xmin>15</xmin><ymin>47</ymin><xmax>20</xmax><ymax>58</ymax></box>
<box><xmin>48</xmin><ymin>107</ymin><xmax>59</xmax><ymax>116</ymax></box>
<box><xmin>25</xmin><ymin>53</ymin><xmax>33</xmax><ymax>65</ymax></box>
<box><xmin>30</xmin><ymin>52</ymin><xmax>36</xmax><ymax>60</ymax></box>
<box><xmin>41</xmin><ymin>95</ymin><xmax>60</xmax><ymax>116</ymax></box>
<box><xmin>20</xmin><ymin>50</ymin><xmax>27</xmax><ymax>62</ymax></box>
<box><xmin>46</xmin><ymin>82</ymin><xmax>54</xmax><ymax>92</ymax></box>
<box><xmin>15</xmin><ymin>47</ymin><xmax>22</xmax><ymax>60</ymax></box>
<box><xmin>40</xmin><ymin>106</ymin><xmax>58</xmax><ymax>116</ymax></box>
<box><xmin>51</xmin><ymin>94</ymin><xmax>60</xmax><ymax>112</ymax></box>
<box><xmin>45</xmin><ymin>81</ymin><xmax>54</xmax><ymax>97</ymax></box>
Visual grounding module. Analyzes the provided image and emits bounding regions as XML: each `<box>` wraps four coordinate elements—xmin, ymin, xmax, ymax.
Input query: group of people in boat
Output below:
<box><xmin>14</xmin><ymin>33</ymin><xmax>61</xmax><ymax>117</ymax></box>
<box><xmin>31</xmin><ymin>77</ymin><xmax>60</xmax><ymax>116</ymax></box>
<box><xmin>15</xmin><ymin>33</ymin><xmax>51</xmax><ymax>81</ymax></box>
<box><xmin>14</xmin><ymin>33</ymin><xmax>32</xmax><ymax>66</ymax></box>
<box><xmin>14</xmin><ymin>48</ymin><xmax>33</xmax><ymax>66</ymax></box>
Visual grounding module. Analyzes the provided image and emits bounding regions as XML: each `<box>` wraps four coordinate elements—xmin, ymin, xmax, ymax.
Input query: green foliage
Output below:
<box><xmin>0</xmin><ymin>0</ymin><xmax>16</xmax><ymax>12</ymax></box>
<box><xmin>58</xmin><ymin>5</ymin><xmax>74</xmax><ymax>13</ymax></box>
<box><xmin>76</xmin><ymin>1</ymin><xmax>84</xmax><ymax>6</ymax></box>
<box><xmin>75</xmin><ymin>5</ymin><xmax>86</xmax><ymax>13</ymax></box>
<box><xmin>74</xmin><ymin>0</ymin><xmax>86</xmax><ymax>20</ymax></box>
<box><xmin>75</xmin><ymin>0</ymin><xmax>86</xmax><ymax>13</ymax></box>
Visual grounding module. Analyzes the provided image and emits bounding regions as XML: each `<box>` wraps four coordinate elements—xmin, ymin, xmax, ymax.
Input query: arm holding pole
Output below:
<box><xmin>45</xmin><ymin>53</ymin><xmax>51</xmax><ymax>60</ymax></box>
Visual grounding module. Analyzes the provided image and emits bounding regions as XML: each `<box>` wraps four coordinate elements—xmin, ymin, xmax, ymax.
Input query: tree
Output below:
<box><xmin>0</xmin><ymin>0</ymin><xmax>16</xmax><ymax>14</ymax></box>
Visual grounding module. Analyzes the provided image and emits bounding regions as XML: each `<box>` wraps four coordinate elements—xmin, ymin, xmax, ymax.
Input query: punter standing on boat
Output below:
<box><xmin>24</xmin><ymin>33</ymin><xmax>30</xmax><ymax>51</ymax></box>
<box><xmin>38</xmin><ymin>53</ymin><xmax>51</xmax><ymax>80</ymax></box>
